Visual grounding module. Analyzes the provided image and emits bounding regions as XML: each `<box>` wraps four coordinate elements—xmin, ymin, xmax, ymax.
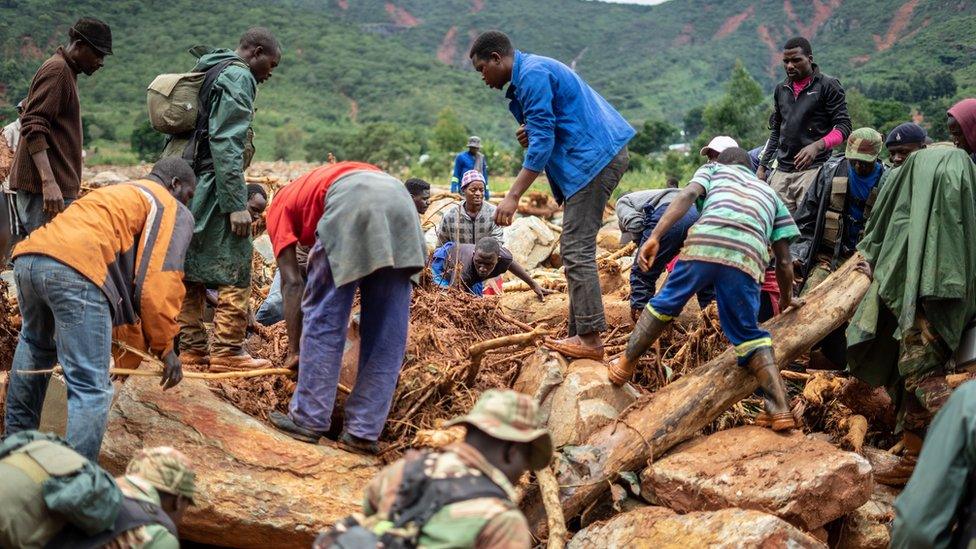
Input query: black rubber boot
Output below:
<box><xmin>608</xmin><ymin>309</ymin><xmax>671</xmax><ymax>385</ymax></box>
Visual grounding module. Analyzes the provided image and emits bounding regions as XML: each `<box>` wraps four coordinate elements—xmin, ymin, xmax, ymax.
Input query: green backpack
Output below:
<box><xmin>0</xmin><ymin>431</ymin><xmax>122</xmax><ymax>537</ymax></box>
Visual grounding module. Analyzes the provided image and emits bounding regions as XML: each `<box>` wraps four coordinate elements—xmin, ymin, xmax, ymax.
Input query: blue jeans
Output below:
<box><xmin>649</xmin><ymin>260</ymin><xmax>770</xmax><ymax>365</ymax></box>
<box><xmin>288</xmin><ymin>242</ymin><xmax>413</xmax><ymax>441</ymax></box>
<box><xmin>4</xmin><ymin>254</ymin><xmax>113</xmax><ymax>461</ymax></box>
<box><xmin>16</xmin><ymin>190</ymin><xmax>75</xmax><ymax>234</ymax></box>
<box><xmin>630</xmin><ymin>203</ymin><xmax>714</xmax><ymax>311</ymax></box>
<box><xmin>255</xmin><ymin>271</ymin><xmax>284</xmax><ymax>326</ymax></box>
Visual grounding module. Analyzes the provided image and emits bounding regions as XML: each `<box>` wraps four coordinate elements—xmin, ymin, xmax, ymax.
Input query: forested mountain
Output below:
<box><xmin>1</xmin><ymin>0</ymin><xmax>973</xmax><ymax>163</ymax></box>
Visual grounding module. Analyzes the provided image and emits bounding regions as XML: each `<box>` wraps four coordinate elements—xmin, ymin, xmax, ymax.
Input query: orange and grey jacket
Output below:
<box><xmin>13</xmin><ymin>180</ymin><xmax>194</xmax><ymax>367</ymax></box>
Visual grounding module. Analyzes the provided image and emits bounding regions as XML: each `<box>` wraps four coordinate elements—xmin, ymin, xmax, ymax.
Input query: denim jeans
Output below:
<box><xmin>561</xmin><ymin>147</ymin><xmax>629</xmax><ymax>336</ymax></box>
<box><xmin>15</xmin><ymin>190</ymin><xmax>76</xmax><ymax>234</ymax></box>
<box><xmin>289</xmin><ymin>242</ymin><xmax>413</xmax><ymax>440</ymax></box>
<box><xmin>4</xmin><ymin>254</ymin><xmax>113</xmax><ymax>461</ymax></box>
<box><xmin>630</xmin><ymin>203</ymin><xmax>714</xmax><ymax>311</ymax></box>
<box><xmin>255</xmin><ymin>271</ymin><xmax>284</xmax><ymax>326</ymax></box>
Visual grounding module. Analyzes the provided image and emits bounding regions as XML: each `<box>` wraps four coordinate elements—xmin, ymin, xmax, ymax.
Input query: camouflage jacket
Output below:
<box><xmin>103</xmin><ymin>476</ymin><xmax>179</xmax><ymax>549</ymax></box>
<box><xmin>363</xmin><ymin>443</ymin><xmax>531</xmax><ymax>549</ymax></box>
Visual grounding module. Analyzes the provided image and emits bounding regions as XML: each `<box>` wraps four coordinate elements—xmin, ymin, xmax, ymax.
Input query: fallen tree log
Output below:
<box><xmin>521</xmin><ymin>255</ymin><xmax>871</xmax><ymax>536</ymax></box>
<box><xmin>101</xmin><ymin>376</ymin><xmax>379</xmax><ymax>548</ymax></box>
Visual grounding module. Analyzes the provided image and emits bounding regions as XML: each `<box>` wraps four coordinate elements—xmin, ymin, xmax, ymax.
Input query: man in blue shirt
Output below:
<box><xmin>451</xmin><ymin>136</ymin><xmax>490</xmax><ymax>199</ymax></box>
<box><xmin>470</xmin><ymin>30</ymin><xmax>634</xmax><ymax>360</ymax></box>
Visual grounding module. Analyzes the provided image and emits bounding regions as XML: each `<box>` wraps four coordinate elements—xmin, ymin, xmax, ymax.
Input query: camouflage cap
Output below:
<box><xmin>445</xmin><ymin>389</ymin><xmax>553</xmax><ymax>471</ymax></box>
<box><xmin>846</xmin><ymin>127</ymin><xmax>883</xmax><ymax>163</ymax></box>
<box><xmin>125</xmin><ymin>447</ymin><xmax>196</xmax><ymax>502</ymax></box>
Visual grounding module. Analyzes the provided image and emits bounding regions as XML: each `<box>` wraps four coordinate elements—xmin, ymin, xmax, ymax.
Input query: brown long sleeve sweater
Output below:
<box><xmin>9</xmin><ymin>48</ymin><xmax>83</xmax><ymax>198</ymax></box>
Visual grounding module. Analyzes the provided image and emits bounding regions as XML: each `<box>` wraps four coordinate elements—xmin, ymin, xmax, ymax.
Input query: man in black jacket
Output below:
<box><xmin>791</xmin><ymin>127</ymin><xmax>884</xmax><ymax>368</ymax></box>
<box><xmin>758</xmin><ymin>37</ymin><xmax>852</xmax><ymax>214</ymax></box>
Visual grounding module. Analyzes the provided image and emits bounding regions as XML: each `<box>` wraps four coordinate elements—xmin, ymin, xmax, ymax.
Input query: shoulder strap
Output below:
<box><xmin>390</xmin><ymin>452</ymin><xmax>509</xmax><ymax>531</ymax></box>
<box><xmin>45</xmin><ymin>495</ymin><xmax>177</xmax><ymax>549</ymax></box>
<box><xmin>180</xmin><ymin>58</ymin><xmax>247</xmax><ymax>167</ymax></box>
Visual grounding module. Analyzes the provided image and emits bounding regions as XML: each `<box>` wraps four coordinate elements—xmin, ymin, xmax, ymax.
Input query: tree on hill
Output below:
<box><xmin>630</xmin><ymin>119</ymin><xmax>679</xmax><ymax>155</ymax></box>
<box><xmin>698</xmin><ymin>61</ymin><xmax>768</xmax><ymax>151</ymax></box>
<box><xmin>432</xmin><ymin>107</ymin><xmax>469</xmax><ymax>153</ymax></box>
<box><xmin>130</xmin><ymin>120</ymin><xmax>165</xmax><ymax>163</ymax></box>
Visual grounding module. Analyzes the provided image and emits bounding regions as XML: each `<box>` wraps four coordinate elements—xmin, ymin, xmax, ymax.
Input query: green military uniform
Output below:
<box><xmin>891</xmin><ymin>381</ymin><xmax>976</xmax><ymax>548</ymax></box>
<box><xmin>848</xmin><ymin>146</ymin><xmax>976</xmax><ymax>431</ymax></box>
<box><xmin>363</xmin><ymin>444</ymin><xmax>530</xmax><ymax>548</ymax></box>
<box><xmin>339</xmin><ymin>389</ymin><xmax>553</xmax><ymax>549</ymax></box>
<box><xmin>183</xmin><ymin>48</ymin><xmax>256</xmax><ymax>288</ymax></box>
<box><xmin>105</xmin><ymin>446</ymin><xmax>197</xmax><ymax>549</ymax></box>
<box><xmin>110</xmin><ymin>476</ymin><xmax>180</xmax><ymax>549</ymax></box>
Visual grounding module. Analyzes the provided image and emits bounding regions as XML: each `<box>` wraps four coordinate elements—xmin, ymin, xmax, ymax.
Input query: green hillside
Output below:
<box><xmin>1</xmin><ymin>0</ymin><xmax>974</xmax><ymax>165</ymax></box>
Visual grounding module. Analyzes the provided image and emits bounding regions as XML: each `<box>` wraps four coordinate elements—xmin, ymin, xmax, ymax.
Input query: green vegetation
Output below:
<box><xmin>0</xmin><ymin>0</ymin><xmax>973</xmax><ymax>182</ymax></box>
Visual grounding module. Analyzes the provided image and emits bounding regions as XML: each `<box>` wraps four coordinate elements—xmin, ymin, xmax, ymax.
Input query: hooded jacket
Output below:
<box><xmin>761</xmin><ymin>66</ymin><xmax>852</xmax><ymax>173</ymax></box>
<box><xmin>13</xmin><ymin>180</ymin><xmax>194</xmax><ymax>367</ymax></box>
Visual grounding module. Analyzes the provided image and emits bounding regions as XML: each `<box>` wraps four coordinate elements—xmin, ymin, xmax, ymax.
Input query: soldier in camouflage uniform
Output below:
<box><xmin>321</xmin><ymin>389</ymin><xmax>552</xmax><ymax>548</ymax></box>
<box><xmin>105</xmin><ymin>447</ymin><xmax>197</xmax><ymax>549</ymax></box>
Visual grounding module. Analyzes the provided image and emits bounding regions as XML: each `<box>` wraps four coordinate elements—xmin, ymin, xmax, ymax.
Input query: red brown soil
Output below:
<box><xmin>437</xmin><ymin>26</ymin><xmax>459</xmax><ymax>65</ymax></box>
<box><xmin>385</xmin><ymin>2</ymin><xmax>421</xmax><ymax>28</ymax></box>
<box><xmin>715</xmin><ymin>6</ymin><xmax>755</xmax><ymax>40</ymax></box>
<box><xmin>672</xmin><ymin>23</ymin><xmax>694</xmax><ymax>47</ymax></box>
<box><xmin>873</xmin><ymin>0</ymin><xmax>920</xmax><ymax>52</ymax></box>
<box><xmin>470</xmin><ymin>0</ymin><xmax>484</xmax><ymax>14</ymax></box>
<box><xmin>784</xmin><ymin>0</ymin><xmax>843</xmax><ymax>40</ymax></box>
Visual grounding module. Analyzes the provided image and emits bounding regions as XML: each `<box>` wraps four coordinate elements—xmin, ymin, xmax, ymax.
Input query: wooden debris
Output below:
<box><xmin>537</xmin><ymin>464</ymin><xmax>568</xmax><ymax>549</ymax></box>
<box><xmin>840</xmin><ymin>415</ymin><xmax>869</xmax><ymax>454</ymax></box>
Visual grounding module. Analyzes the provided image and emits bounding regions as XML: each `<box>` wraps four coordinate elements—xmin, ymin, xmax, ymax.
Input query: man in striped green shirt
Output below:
<box><xmin>608</xmin><ymin>147</ymin><xmax>801</xmax><ymax>431</ymax></box>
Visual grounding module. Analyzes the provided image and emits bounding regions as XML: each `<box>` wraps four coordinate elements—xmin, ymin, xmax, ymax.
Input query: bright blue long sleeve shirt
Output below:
<box><xmin>450</xmin><ymin>151</ymin><xmax>490</xmax><ymax>198</ymax></box>
<box><xmin>506</xmin><ymin>50</ymin><xmax>635</xmax><ymax>203</ymax></box>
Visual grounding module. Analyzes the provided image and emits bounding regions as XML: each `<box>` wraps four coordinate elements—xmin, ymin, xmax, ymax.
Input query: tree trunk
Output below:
<box><xmin>521</xmin><ymin>255</ymin><xmax>872</xmax><ymax>536</ymax></box>
<box><xmin>100</xmin><ymin>376</ymin><xmax>379</xmax><ymax>549</ymax></box>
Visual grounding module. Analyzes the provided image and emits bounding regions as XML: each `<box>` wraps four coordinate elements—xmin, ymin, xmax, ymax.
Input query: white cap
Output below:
<box><xmin>700</xmin><ymin>135</ymin><xmax>739</xmax><ymax>157</ymax></box>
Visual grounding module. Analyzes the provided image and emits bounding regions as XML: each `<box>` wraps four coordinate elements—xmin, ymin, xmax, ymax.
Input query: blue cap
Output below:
<box><xmin>885</xmin><ymin>123</ymin><xmax>927</xmax><ymax>148</ymax></box>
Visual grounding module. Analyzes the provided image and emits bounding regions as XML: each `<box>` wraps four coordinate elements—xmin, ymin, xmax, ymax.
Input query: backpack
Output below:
<box><xmin>0</xmin><ymin>431</ymin><xmax>121</xmax><ymax>537</ymax></box>
<box><xmin>151</xmin><ymin>58</ymin><xmax>249</xmax><ymax>169</ymax></box>
<box><xmin>313</xmin><ymin>450</ymin><xmax>509</xmax><ymax>549</ymax></box>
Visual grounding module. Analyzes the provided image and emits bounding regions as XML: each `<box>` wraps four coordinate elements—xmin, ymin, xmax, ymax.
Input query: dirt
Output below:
<box><xmin>436</xmin><ymin>26</ymin><xmax>458</xmax><ymax>65</ymax></box>
<box><xmin>873</xmin><ymin>0</ymin><xmax>920</xmax><ymax>52</ymax></box>
<box><xmin>0</xmin><ymin>279</ymin><xmax>18</xmax><ymax>371</ymax></box>
<box><xmin>714</xmin><ymin>6</ymin><xmax>755</xmax><ymax>40</ymax></box>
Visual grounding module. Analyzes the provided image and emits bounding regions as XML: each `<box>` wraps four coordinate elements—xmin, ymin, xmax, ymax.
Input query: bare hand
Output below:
<box><xmin>494</xmin><ymin>195</ymin><xmax>518</xmax><ymax>226</ymax></box>
<box><xmin>532</xmin><ymin>284</ymin><xmax>553</xmax><ymax>302</ymax></box>
<box><xmin>161</xmin><ymin>350</ymin><xmax>183</xmax><ymax>390</ymax></box>
<box><xmin>779</xmin><ymin>295</ymin><xmax>805</xmax><ymax>314</ymax></box>
<box><xmin>854</xmin><ymin>259</ymin><xmax>873</xmax><ymax>279</ymax></box>
<box><xmin>41</xmin><ymin>181</ymin><xmax>64</xmax><ymax>215</ymax></box>
<box><xmin>637</xmin><ymin>237</ymin><xmax>660</xmax><ymax>273</ymax></box>
<box><xmin>284</xmin><ymin>353</ymin><xmax>300</xmax><ymax>371</ymax></box>
<box><xmin>516</xmin><ymin>124</ymin><xmax>528</xmax><ymax>149</ymax></box>
<box><xmin>229</xmin><ymin>210</ymin><xmax>253</xmax><ymax>237</ymax></box>
<box><xmin>756</xmin><ymin>166</ymin><xmax>768</xmax><ymax>181</ymax></box>
<box><xmin>793</xmin><ymin>141</ymin><xmax>824</xmax><ymax>171</ymax></box>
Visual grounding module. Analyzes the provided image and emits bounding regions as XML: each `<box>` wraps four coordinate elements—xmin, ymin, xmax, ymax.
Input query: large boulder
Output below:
<box><xmin>838</xmin><ymin>484</ymin><xmax>899</xmax><ymax>549</ymax></box>
<box><xmin>641</xmin><ymin>425</ymin><xmax>873</xmax><ymax>531</ymax></box>
<box><xmin>503</xmin><ymin>216</ymin><xmax>558</xmax><ymax>269</ymax></box>
<box><xmin>498</xmin><ymin>293</ymin><xmax>634</xmax><ymax>329</ymax></box>
<box><xmin>101</xmin><ymin>376</ymin><xmax>379</xmax><ymax>548</ymax></box>
<box><xmin>568</xmin><ymin>506</ymin><xmax>825</xmax><ymax>548</ymax></box>
<box><xmin>596</xmin><ymin>225</ymin><xmax>622</xmax><ymax>251</ymax></box>
<box><xmin>545</xmin><ymin>361</ymin><xmax>639</xmax><ymax>447</ymax></box>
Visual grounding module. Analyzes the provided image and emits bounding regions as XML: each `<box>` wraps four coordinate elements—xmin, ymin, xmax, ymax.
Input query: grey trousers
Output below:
<box><xmin>16</xmin><ymin>189</ymin><xmax>75</xmax><ymax>234</ymax></box>
<box><xmin>561</xmin><ymin>147</ymin><xmax>629</xmax><ymax>336</ymax></box>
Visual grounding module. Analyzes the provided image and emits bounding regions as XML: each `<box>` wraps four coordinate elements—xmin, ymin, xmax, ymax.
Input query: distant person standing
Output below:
<box><xmin>470</xmin><ymin>30</ymin><xmax>634</xmax><ymax>360</ymax></box>
<box><xmin>178</xmin><ymin>27</ymin><xmax>281</xmax><ymax>371</ymax></box>
<box><xmin>9</xmin><ymin>18</ymin><xmax>112</xmax><ymax>233</ymax></box>
<box><xmin>1</xmin><ymin>100</ymin><xmax>25</xmax><ymax>261</ymax></box>
<box><xmin>451</xmin><ymin>136</ymin><xmax>490</xmax><ymax>199</ymax></box>
<box><xmin>758</xmin><ymin>37</ymin><xmax>851</xmax><ymax>214</ymax></box>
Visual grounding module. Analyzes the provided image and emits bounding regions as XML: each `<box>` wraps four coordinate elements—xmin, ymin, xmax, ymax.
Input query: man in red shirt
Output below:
<box><xmin>265</xmin><ymin>162</ymin><xmax>426</xmax><ymax>453</ymax></box>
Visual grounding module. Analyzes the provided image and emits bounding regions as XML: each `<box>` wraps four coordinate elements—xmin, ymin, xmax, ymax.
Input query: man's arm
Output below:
<box><xmin>482</xmin><ymin>158</ymin><xmax>490</xmax><ymax>200</ymax></box>
<box><xmin>19</xmin><ymin>65</ymin><xmax>70</xmax><ymax>213</ymax></box>
<box><xmin>772</xmin><ymin>239</ymin><xmax>797</xmax><ymax>312</ymax></box>
<box><xmin>823</xmin><ymin>78</ymin><xmax>852</xmax><ymax>143</ymax></box>
<box><xmin>638</xmin><ymin>184</ymin><xmax>703</xmax><ymax>272</ymax></box>
<box><xmin>436</xmin><ymin>209</ymin><xmax>454</xmax><ymax>247</ymax></box>
<box><xmin>474</xmin><ymin>509</ymin><xmax>533</xmax><ymax>549</ymax></box>
<box><xmin>277</xmin><ymin>245</ymin><xmax>304</xmax><ymax>370</ymax></box>
<box><xmin>496</xmin><ymin>71</ymin><xmax>555</xmax><ymax>226</ymax></box>
<box><xmin>208</xmin><ymin>71</ymin><xmax>256</xmax><ymax>236</ymax></box>
<box><xmin>758</xmin><ymin>94</ymin><xmax>782</xmax><ymax>181</ymax></box>
<box><xmin>507</xmin><ymin>259</ymin><xmax>547</xmax><ymax>301</ymax></box>
<box><xmin>451</xmin><ymin>155</ymin><xmax>463</xmax><ymax>194</ymax></box>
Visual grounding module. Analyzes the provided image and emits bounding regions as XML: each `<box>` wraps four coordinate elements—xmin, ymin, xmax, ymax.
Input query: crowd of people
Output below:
<box><xmin>1</xmin><ymin>16</ymin><xmax>975</xmax><ymax>548</ymax></box>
